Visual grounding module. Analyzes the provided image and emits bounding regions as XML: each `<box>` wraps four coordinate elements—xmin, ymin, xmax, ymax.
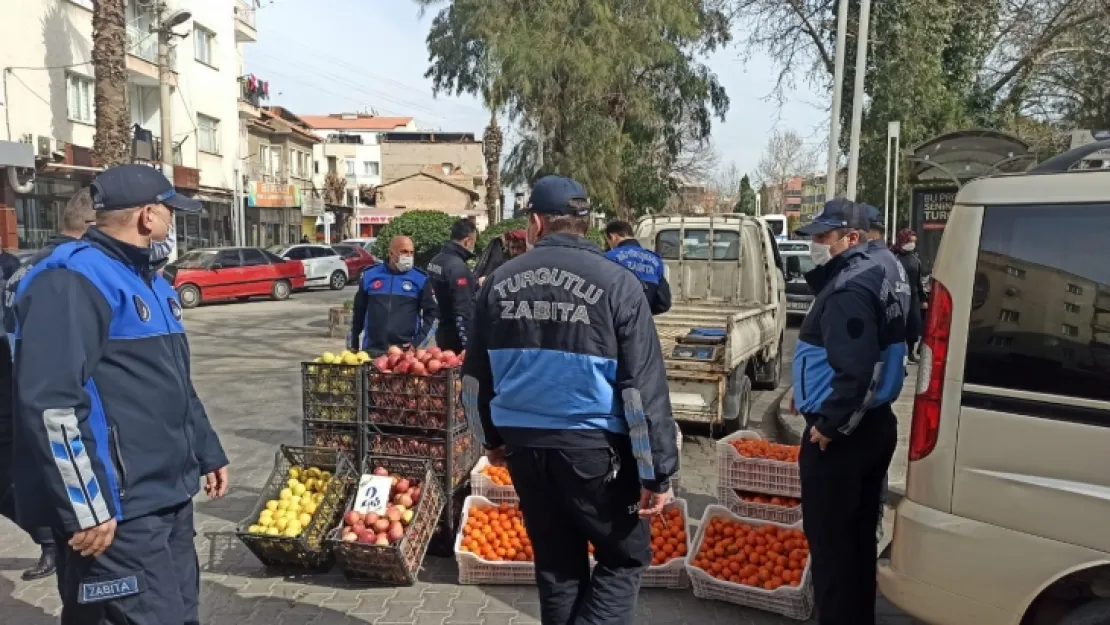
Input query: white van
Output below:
<box><xmin>878</xmin><ymin>143</ymin><xmax>1110</xmax><ymax>625</ymax></box>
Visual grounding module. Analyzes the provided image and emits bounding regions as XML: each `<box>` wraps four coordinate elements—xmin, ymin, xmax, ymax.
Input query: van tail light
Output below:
<box><xmin>909</xmin><ymin>278</ymin><xmax>952</xmax><ymax>461</ymax></box>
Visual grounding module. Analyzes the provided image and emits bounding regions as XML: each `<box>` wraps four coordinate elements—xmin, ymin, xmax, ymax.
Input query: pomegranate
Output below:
<box><xmin>426</xmin><ymin>359</ymin><xmax>442</xmax><ymax>374</ymax></box>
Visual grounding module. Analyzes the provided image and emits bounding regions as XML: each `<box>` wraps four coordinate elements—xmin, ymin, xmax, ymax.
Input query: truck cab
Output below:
<box><xmin>634</xmin><ymin>214</ymin><xmax>787</xmax><ymax>434</ymax></box>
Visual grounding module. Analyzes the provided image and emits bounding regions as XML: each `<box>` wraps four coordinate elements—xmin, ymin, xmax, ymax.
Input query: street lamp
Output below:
<box><xmin>156</xmin><ymin>5</ymin><xmax>192</xmax><ymax>181</ymax></box>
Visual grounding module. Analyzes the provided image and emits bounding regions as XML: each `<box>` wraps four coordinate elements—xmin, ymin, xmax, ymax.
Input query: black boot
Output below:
<box><xmin>21</xmin><ymin>545</ymin><xmax>55</xmax><ymax>581</ymax></box>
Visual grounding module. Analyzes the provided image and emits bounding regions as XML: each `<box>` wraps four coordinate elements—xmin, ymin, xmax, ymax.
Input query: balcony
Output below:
<box><xmin>238</xmin><ymin>78</ymin><xmax>265</xmax><ymax>119</ymax></box>
<box><xmin>174</xmin><ymin>165</ymin><xmax>200</xmax><ymax>190</ymax></box>
<box><xmin>126</xmin><ymin>24</ymin><xmax>176</xmax><ymax>87</ymax></box>
<box><xmin>235</xmin><ymin>0</ymin><xmax>258</xmax><ymax>42</ymax></box>
<box><xmin>246</xmin><ymin>160</ymin><xmax>288</xmax><ymax>185</ymax></box>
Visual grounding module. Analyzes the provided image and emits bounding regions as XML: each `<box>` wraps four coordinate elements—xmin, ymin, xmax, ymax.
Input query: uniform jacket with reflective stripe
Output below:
<box><xmin>604</xmin><ymin>239</ymin><xmax>672</xmax><ymax>315</ymax></box>
<box><xmin>11</xmin><ymin>228</ymin><xmax>227</xmax><ymax>533</ymax></box>
<box><xmin>792</xmin><ymin>239</ymin><xmax>909</xmax><ymax>438</ymax></box>
<box><xmin>348</xmin><ymin>263</ymin><xmax>437</xmax><ymax>353</ymax></box>
<box><xmin>461</xmin><ymin>233</ymin><xmax>679</xmax><ymax>492</ymax></box>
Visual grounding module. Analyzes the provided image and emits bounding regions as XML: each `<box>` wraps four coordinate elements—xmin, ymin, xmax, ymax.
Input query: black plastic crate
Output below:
<box><xmin>362</xmin><ymin>425</ymin><xmax>477</xmax><ymax>496</ymax></box>
<box><xmin>301</xmin><ymin>362</ymin><xmax>364</xmax><ymax>423</ymax></box>
<box><xmin>325</xmin><ymin>454</ymin><xmax>444</xmax><ymax>585</ymax></box>
<box><xmin>366</xmin><ymin>367</ymin><xmax>464</xmax><ymax>431</ymax></box>
<box><xmin>303</xmin><ymin>420</ymin><xmax>361</xmax><ymax>462</ymax></box>
<box><xmin>235</xmin><ymin>446</ymin><xmax>357</xmax><ymax>571</ymax></box>
<box><xmin>427</xmin><ymin>483</ymin><xmax>469</xmax><ymax>557</ymax></box>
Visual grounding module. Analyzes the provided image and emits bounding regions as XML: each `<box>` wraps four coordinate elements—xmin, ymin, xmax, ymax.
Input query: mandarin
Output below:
<box><xmin>691</xmin><ymin>517</ymin><xmax>808</xmax><ymax>590</ymax></box>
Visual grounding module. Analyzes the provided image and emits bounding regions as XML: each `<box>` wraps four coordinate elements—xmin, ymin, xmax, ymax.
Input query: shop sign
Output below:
<box><xmin>248</xmin><ymin>182</ymin><xmax>301</xmax><ymax>208</ymax></box>
<box><xmin>358</xmin><ymin>215</ymin><xmax>393</xmax><ymax>225</ymax></box>
<box><xmin>302</xmin><ymin>195</ymin><xmax>325</xmax><ymax>217</ymax></box>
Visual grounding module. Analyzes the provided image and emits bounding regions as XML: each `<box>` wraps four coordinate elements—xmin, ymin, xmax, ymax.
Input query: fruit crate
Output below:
<box><xmin>470</xmin><ymin>456</ymin><xmax>517</xmax><ymax>503</ymax></box>
<box><xmin>303</xmin><ymin>420</ymin><xmax>361</xmax><ymax>462</ymax></box>
<box><xmin>236</xmin><ymin>446</ymin><xmax>356</xmax><ymax>571</ymax></box>
<box><xmin>325</xmin><ymin>454</ymin><xmax>444</xmax><ymax>585</ymax></box>
<box><xmin>672</xmin><ymin>427</ymin><xmax>683</xmax><ymax>491</ymax></box>
<box><xmin>363</xmin><ymin>425</ymin><xmax>477</xmax><ymax>495</ymax></box>
<box><xmin>428</xmin><ymin>483</ymin><xmax>469</xmax><ymax>557</ymax></box>
<box><xmin>455</xmin><ymin>495</ymin><xmax>536</xmax><ymax>585</ymax></box>
<box><xmin>301</xmin><ymin>362</ymin><xmax>364</xmax><ymax>423</ymax></box>
<box><xmin>717</xmin><ymin>487</ymin><xmax>802</xmax><ymax>525</ymax></box>
<box><xmin>716</xmin><ymin>431</ymin><xmax>801</xmax><ymax>498</ymax></box>
<box><xmin>685</xmin><ymin>505</ymin><xmax>814</xmax><ymax>621</ymax></box>
<box><xmin>642</xmin><ymin>498</ymin><xmax>692</xmax><ymax>589</ymax></box>
<box><xmin>366</xmin><ymin>366</ymin><xmax>464</xmax><ymax>431</ymax></box>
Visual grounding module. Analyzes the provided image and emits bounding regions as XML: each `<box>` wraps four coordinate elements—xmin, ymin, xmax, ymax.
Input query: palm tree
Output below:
<box><xmin>91</xmin><ymin>0</ymin><xmax>130</xmax><ymax>167</ymax></box>
<box><xmin>481</xmin><ymin>74</ymin><xmax>504</xmax><ymax>226</ymax></box>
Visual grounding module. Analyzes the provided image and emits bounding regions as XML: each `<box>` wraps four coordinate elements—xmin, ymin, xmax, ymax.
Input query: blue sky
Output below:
<box><xmin>244</xmin><ymin>0</ymin><xmax>829</xmax><ymax>182</ymax></box>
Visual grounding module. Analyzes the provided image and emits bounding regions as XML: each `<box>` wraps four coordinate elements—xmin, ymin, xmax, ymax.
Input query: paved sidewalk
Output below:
<box><xmin>0</xmin><ymin>294</ymin><xmax>918</xmax><ymax>624</ymax></box>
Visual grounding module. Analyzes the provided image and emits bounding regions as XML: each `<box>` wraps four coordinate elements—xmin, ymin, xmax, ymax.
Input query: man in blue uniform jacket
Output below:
<box><xmin>603</xmin><ymin>220</ymin><xmax>671</xmax><ymax>315</ymax></box>
<box><xmin>791</xmin><ymin>199</ymin><xmax>907</xmax><ymax>625</ymax></box>
<box><xmin>463</xmin><ymin>176</ymin><xmax>679</xmax><ymax>625</ymax></box>
<box><xmin>11</xmin><ymin>164</ymin><xmax>229</xmax><ymax>625</ymax></box>
<box><xmin>349</xmin><ymin>235</ymin><xmax>438</xmax><ymax>355</ymax></box>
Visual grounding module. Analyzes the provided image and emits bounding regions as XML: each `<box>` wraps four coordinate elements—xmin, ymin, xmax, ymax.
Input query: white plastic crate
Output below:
<box><xmin>715</xmin><ymin>430</ymin><xmax>801</xmax><ymax>498</ymax></box>
<box><xmin>470</xmin><ymin>457</ymin><xmax>519</xmax><ymax>503</ymax></box>
<box><xmin>454</xmin><ymin>495</ymin><xmax>536</xmax><ymax>585</ymax></box>
<box><xmin>672</xmin><ymin>427</ymin><xmax>682</xmax><ymax>491</ymax></box>
<box><xmin>641</xmin><ymin>498</ymin><xmax>691</xmax><ymax>589</ymax></box>
<box><xmin>685</xmin><ymin>505</ymin><xmax>814</xmax><ymax>621</ymax></box>
<box><xmin>716</xmin><ymin>486</ymin><xmax>802</xmax><ymax>525</ymax></box>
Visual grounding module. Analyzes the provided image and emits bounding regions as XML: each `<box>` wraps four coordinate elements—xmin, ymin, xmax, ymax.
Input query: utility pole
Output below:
<box><xmin>846</xmin><ymin>0</ymin><xmax>874</xmax><ymax>200</ymax></box>
<box><xmin>826</xmin><ymin>0</ymin><xmax>850</xmax><ymax>198</ymax></box>
<box><xmin>157</xmin><ymin>2</ymin><xmax>174</xmax><ymax>184</ymax></box>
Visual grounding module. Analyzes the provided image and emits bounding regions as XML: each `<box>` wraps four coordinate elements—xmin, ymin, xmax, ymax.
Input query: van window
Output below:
<box><xmin>784</xmin><ymin>255</ymin><xmax>814</xmax><ymax>279</ymax></box>
<box><xmin>964</xmin><ymin>203</ymin><xmax>1110</xmax><ymax>401</ymax></box>
<box><xmin>656</xmin><ymin>229</ymin><xmax>740</xmax><ymax>261</ymax></box>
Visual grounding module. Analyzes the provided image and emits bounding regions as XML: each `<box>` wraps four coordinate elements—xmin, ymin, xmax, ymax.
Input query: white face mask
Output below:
<box><xmin>394</xmin><ymin>255</ymin><xmax>414</xmax><ymax>272</ymax></box>
<box><xmin>809</xmin><ymin>242</ymin><xmax>832</xmax><ymax>266</ymax></box>
<box><xmin>902</xmin><ymin>242</ymin><xmax>916</xmax><ymax>252</ymax></box>
<box><xmin>150</xmin><ymin>223</ymin><xmax>176</xmax><ymax>262</ymax></box>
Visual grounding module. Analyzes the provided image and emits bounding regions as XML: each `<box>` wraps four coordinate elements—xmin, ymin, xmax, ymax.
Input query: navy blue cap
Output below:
<box><xmin>90</xmin><ymin>164</ymin><xmax>202</xmax><ymax>213</ymax></box>
<box><xmin>527</xmin><ymin>176</ymin><xmax>590</xmax><ymax>217</ymax></box>
<box><xmin>864</xmin><ymin>204</ymin><xmax>884</xmax><ymax>230</ymax></box>
<box><xmin>795</xmin><ymin>198</ymin><xmax>869</xmax><ymax>236</ymax></box>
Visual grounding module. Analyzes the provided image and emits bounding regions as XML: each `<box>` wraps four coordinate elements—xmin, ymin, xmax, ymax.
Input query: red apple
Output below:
<box><xmin>375</xmin><ymin>534</ymin><xmax>390</xmax><ymax>546</ymax></box>
<box><xmin>387</xmin><ymin>521</ymin><xmax>405</xmax><ymax>542</ymax></box>
<box><xmin>440</xmin><ymin>350</ymin><xmax>456</xmax><ymax>361</ymax></box>
<box><xmin>387</xmin><ymin>346</ymin><xmax>402</xmax><ymax>356</ymax></box>
<box><xmin>395</xmin><ymin>493</ymin><xmax>413</xmax><ymax>508</ymax></box>
<box><xmin>426</xmin><ymin>359</ymin><xmax>442</xmax><ymax>374</ymax></box>
<box><xmin>342</xmin><ymin>530</ymin><xmax>358</xmax><ymax>542</ymax></box>
<box><xmin>415</xmin><ymin>349</ymin><xmax>428</xmax><ymax>361</ymax></box>
<box><xmin>357</xmin><ymin>530</ymin><xmax>376</xmax><ymax>543</ymax></box>
<box><xmin>374</xmin><ymin>355</ymin><xmax>390</xmax><ymax>371</ymax></box>
<box><xmin>395</xmin><ymin>360</ymin><xmax>412</xmax><ymax>374</ymax></box>
<box><xmin>386</xmin><ymin>353</ymin><xmax>402</xmax><ymax>368</ymax></box>
<box><xmin>409</xmin><ymin>361</ymin><xmax>426</xmax><ymax>376</ymax></box>
<box><xmin>443</xmin><ymin>356</ymin><xmax>460</xmax><ymax>368</ymax></box>
<box><xmin>373</xmin><ymin>518</ymin><xmax>390</xmax><ymax>532</ymax></box>
<box><xmin>394</xmin><ymin>478</ymin><xmax>410</xmax><ymax>494</ymax></box>
<box><xmin>372</xmin><ymin>466</ymin><xmax>389</xmax><ymax>476</ymax></box>
<box><xmin>427</xmin><ymin>346</ymin><xmax>442</xmax><ymax>358</ymax></box>
<box><xmin>364</xmin><ymin>512</ymin><xmax>379</xmax><ymax>526</ymax></box>
<box><xmin>410</xmin><ymin>486</ymin><xmax>421</xmax><ymax>503</ymax></box>
<box><xmin>350</xmin><ymin>521</ymin><xmax>366</xmax><ymax>534</ymax></box>
<box><xmin>386</xmin><ymin>507</ymin><xmax>402</xmax><ymax>522</ymax></box>
<box><xmin>344</xmin><ymin>510</ymin><xmax>363</xmax><ymax>527</ymax></box>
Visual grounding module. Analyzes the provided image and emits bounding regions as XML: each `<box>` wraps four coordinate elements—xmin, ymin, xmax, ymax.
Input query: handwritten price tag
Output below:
<box><xmin>352</xmin><ymin>474</ymin><xmax>393</xmax><ymax>515</ymax></box>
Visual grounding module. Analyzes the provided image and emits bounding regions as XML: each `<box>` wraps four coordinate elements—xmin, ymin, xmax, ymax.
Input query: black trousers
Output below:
<box><xmin>507</xmin><ymin>442</ymin><xmax>651</xmax><ymax>625</ymax></box>
<box><xmin>800</xmin><ymin>406</ymin><xmax>897</xmax><ymax>625</ymax></box>
<box><xmin>434</xmin><ymin>327</ymin><xmax>464</xmax><ymax>354</ymax></box>
<box><xmin>55</xmin><ymin>501</ymin><xmax>199</xmax><ymax>625</ymax></box>
<box><xmin>0</xmin><ymin>434</ymin><xmax>54</xmax><ymax>546</ymax></box>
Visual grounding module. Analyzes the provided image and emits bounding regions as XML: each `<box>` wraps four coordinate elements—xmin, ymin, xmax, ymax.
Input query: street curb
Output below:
<box><xmin>755</xmin><ymin>380</ymin><xmax>793</xmax><ymax>439</ymax></box>
<box><xmin>774</xmin><ymin>386</ymin><xmax>906</xmax><ymax>507</ymax></box>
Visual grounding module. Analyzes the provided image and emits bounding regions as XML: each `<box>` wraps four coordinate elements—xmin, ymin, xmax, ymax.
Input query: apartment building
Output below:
<box><xmin>760</xmin><ymin>169</ymin><xmax>848</xmax><ymax>219</ymax></box>
<box><xmin>0</xmin><ymin>0</ymin><xmax>258</xmax><ymax>249</ymax></box>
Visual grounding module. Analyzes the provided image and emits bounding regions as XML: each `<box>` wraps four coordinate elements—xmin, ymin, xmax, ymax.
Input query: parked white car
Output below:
<box><xmin>270</xmin><ymin>244</ymin><xmax>348</xmax><ymax>290</ymax></box>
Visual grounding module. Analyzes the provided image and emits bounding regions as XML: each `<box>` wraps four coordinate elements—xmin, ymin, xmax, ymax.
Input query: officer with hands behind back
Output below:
<box><xmin>11</xmin><ymin>164</ymin><xmax>230</xmax><ymax>625</ymax></box>
<box><xmin>462</xmin><ymin>175</ymin><xmax>679</xmax><ymax>625</ymax></box>
<box><xmin>603</xmin><ymin>220</ymin><xmax>672</xmax><ymax>315</ymax></box>
<box><xmin>427</xmin><ymin>219</ymin><xmax>478</xmax><ymax>353</ymax></box>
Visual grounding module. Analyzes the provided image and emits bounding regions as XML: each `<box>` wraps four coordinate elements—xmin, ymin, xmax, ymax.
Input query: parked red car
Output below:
<box><xmin>163</xmin><ymin>247</ymin><xmax>306</xmax><ymax>308</ymax></box>
<box><xmin>332</xmin><ymin>243</ymin><xmax>377</xmax><ymax>283</ymax></box>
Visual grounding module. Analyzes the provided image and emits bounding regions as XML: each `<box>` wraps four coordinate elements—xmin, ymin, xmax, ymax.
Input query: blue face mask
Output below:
<box><xmin>151</xmin><ymin>223</ymin><xmax>176</xmax><ymax>262</ymax></box>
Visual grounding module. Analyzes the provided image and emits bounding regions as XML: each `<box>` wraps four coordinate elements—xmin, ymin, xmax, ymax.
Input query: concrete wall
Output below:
<box><xmin>375</xmin><ymin>175</ymin><xmax>476</xmax><ymax>213</ymax></box>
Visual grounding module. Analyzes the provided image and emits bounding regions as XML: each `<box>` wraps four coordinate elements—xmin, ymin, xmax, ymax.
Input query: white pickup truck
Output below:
<box><xmin>634</xmin><ymin>214</ymin><xmax>787</xmax><ymax>435</ymax></box>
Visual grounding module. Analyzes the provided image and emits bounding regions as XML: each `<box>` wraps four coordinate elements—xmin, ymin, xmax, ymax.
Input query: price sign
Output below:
<box><xmin>352</xmin><ymin>474</ymin><xmax>393</xmax><ymax>515</ymax></box>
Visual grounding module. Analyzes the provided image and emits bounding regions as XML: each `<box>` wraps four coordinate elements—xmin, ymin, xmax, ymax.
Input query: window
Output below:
<box><xmin>263</xmin><ymin>250</ymin><xmax>285</xmax><ymax>263</ymax></box>
<box><xmin>198</xmin><ymin>114</ymin><xmax>220</xmax><ymax>154</ymax></box>
<box><xmin>193</xmin><ymin>26</ymin><xmax>215</xmax><ymax>66</ymax></box>
<box><xmin>334</xmin><ymin>245</ymin><xmax>359</xmax><ymax>259</ymax></box>
<box><xmin>259</xmin><ymin>145</ymin><xmax>274</xmax><ymax>174</ymax></box>
<box><xmin>310</xmin><ymin>246</ymin><xmax>338</xmax><ymax>258</ymax></box>
<box><xmin>270</xmin><ymin>145</ymin><xmax>281</xmax><ymax>176</ymax></box>
<box><xmin>284</xmin><ymin>247</ymin><xmax>307</xmax><ymax>260</ymax></box>
<box><xmin>363</xmin><ymin>161</ymin><xmax>380</xmax><ymax>176</ymax></box>
<box><xmin>345</xmin><ymin>159</ymin><xmax>356</xmax><ymax>177</ymax></box>
<box><xmin>241</xmin><ymin>248</ymin><xmax>269</xmax><ymax>267</ymax></box>
<box><xmin>656</xmin><ymin>229</ymin><xmax>741</xmax><ymax>261</ymax></box>
<box><xmin>1005</xmin><ymin>265</ymin><xmax>1026</xmax><ymax>278</ymax></box>
<box><xmin>215</xmin><ymin>250</ymin><xmax>242</xmax><ymax>268</ymax></box>
<box><xmin>66</xmin><ymin>73</ymin><xmax>94</xmax><ymax>123</ymax></box>
<box><xmin>964</xmin><ymin>203</ymin><xmax>1110</xmax><ymax>402</ymax></box>
<box><xmin>783</xmin><ymin>255</ymin><xmax>815</xmax><ymax>280</ymax></box>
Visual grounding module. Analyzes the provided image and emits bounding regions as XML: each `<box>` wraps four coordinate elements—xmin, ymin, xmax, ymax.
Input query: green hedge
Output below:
<box><xmin>371</xmin><ymin>210</ymin><xmax>457</xmax><ymax>268</ymax></box>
